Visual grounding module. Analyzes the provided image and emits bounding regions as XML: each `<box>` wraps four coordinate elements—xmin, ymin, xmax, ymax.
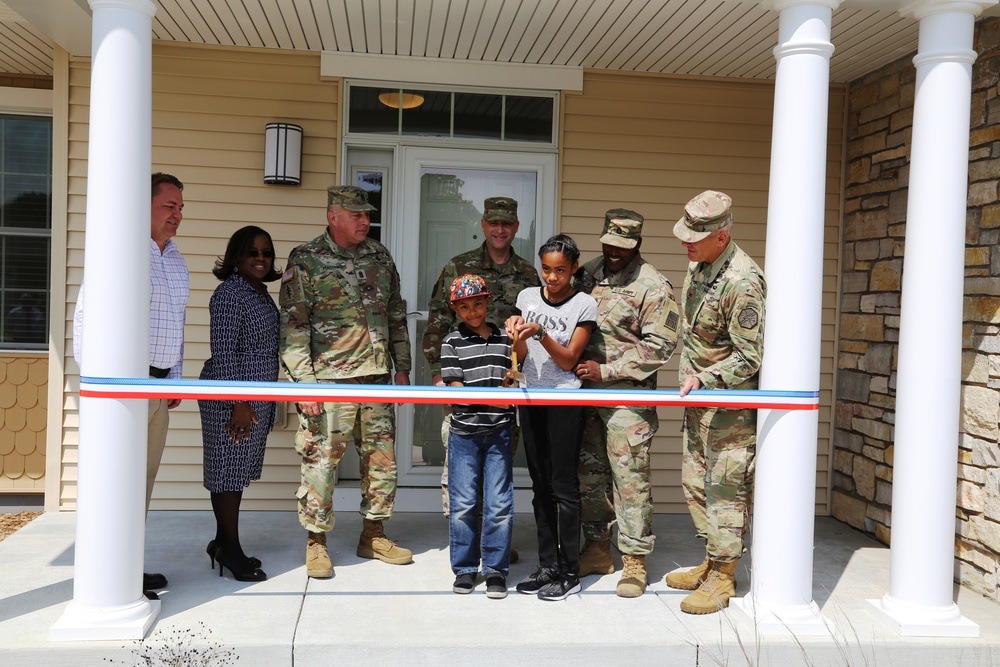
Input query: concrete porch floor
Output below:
<box><xmin>1</xmin><ymin>509</ymin><xmax>999</xmax><ymax>666</ymax></box>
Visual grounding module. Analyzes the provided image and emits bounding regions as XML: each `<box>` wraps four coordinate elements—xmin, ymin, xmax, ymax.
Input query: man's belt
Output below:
<box><xmin>149</xmin><ymin>366</ymin><xmax>170</xmax><ymax>379</ymax></box>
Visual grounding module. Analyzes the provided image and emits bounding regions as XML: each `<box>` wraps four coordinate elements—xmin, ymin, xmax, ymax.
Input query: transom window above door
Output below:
<box><xmin>347</xmin><ymin>85</ymin><xmax>555</xmax><ymax>144</ymax></box>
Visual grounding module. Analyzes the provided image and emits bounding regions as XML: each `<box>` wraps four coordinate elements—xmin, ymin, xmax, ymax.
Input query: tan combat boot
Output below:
<box><xmin>665</xmin><ymin>554</ymin><xmax>710</xmax><ymax>590</ymax></box>
<box><xmin>306</xmin><ymin>531</ymin><xmax>333</xmax><ymax>578</ymax></box>
<box><xmin>357</xmin><ymin>518</ymin><xmax>413</xmax><ymax>565</ymax></box>
<box><xmin>578</xmin><ymin>539</ymin><xmax>615</xmax><ymax>576</ymax></box>
<box><xmin>679</xmin><ymin>559</ymin><xmax>739</xmax><ymax>614</ymax></box>
<box><xmin>616</xmin><ymin>554</ymin><xmax>647</xmax><ymax>598</ymax></box>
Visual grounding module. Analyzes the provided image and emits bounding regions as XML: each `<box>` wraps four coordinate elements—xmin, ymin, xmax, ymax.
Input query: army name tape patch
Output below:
<box><xmin>79</xmin><ymin>376</ymin><xmax>820</xmax><ymax>411</ymax></box>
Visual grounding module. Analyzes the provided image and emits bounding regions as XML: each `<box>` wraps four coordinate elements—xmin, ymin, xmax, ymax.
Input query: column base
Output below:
<box><xmin>866</xmin><ymin>594</ymin><xmax>979</xmax><ymax>638</ymax></box>
<box><xmin>49</xmin><ymin>597</ymin><xmax>159</xmax><ymax>641</ymax></box>
<box><xmin>730</xmin><ymin>595</ymin><xmax>835</xmax><ymax>636</ymax></box>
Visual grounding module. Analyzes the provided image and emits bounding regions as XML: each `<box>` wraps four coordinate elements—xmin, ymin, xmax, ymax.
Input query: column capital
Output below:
<box><xmin>89</xmin><ymin>0</ymin><xmax>156</xmax><ymax>17</ymax></box>
<box><xmin>912</xmin><ymin>48</ymin><xmax>978</xmax><ymax>67</ymax></box>
<box><xmin>900</xmin><ymin>0</ymin><xmax>997</xmax><ymax>20</ymax></box>
<box><xmin>774</xmin><ymin>40</ymin><xmax>836</xmax><ymax>59</ymax></box>
<box><xmin>764</xmin><ymin>0</ymin><xmax>842</xmax><ymax>12</ymax></box>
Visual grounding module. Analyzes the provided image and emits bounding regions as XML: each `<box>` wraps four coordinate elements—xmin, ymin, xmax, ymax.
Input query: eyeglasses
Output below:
<box><xmin>248</xmin><ymin>249</ymin><xmax>275</xmax><ymax>258</ymax></box>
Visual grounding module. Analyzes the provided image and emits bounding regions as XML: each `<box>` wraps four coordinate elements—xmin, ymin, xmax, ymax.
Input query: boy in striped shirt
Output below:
<box><xmin>440</xmin><ymin>274</ymin><xmax>515</xmax><ymax>599</ymax></box>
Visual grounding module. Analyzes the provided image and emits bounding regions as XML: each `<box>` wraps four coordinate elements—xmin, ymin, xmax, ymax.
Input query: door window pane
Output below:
<box><xmin>454</xmin><ymin>93</ymin><xmax>501</xmax><ymax>140</ymax></box>
<box><xmin>348</xmin><ymin>85</ymin><xmax>554</xmax><ymax>143</ymax></box>
<box><xmin>401</xmin><ymin>90</ymin><xmax>451</xmax><ymax>137</ymax></box>
<box><xmin>354</xmin><ymin>169</ymin><xmax>384</xmax><ymax>243</ymax></box>
<box><xmin>505</xmin><ymin>95</ymin><xmax>555</xmax><ymax>142</ymax></box>
<box><xmin>416</xmin><ymin>168</ymin><xmax>536</xmax><ymax>307</ymax></box>
<box><xmin>411</xmin><ymin>167</ymin><xmax>537</xmax><ymax>470</ymax></box>
<box><xmin>348</xmin><ymin>87</ymin><xmax>399</xmax><ymax>134</ymax></box>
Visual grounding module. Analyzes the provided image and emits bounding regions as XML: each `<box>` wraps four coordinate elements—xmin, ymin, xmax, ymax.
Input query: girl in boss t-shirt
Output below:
<box><xmin>505</xmin><ymin>234</ymin><xmax>597</xmax><ymax>601</ymax></box>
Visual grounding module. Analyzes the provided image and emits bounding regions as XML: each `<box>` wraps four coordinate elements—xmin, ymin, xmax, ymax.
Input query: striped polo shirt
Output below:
<box><xmin>440</xmin><ymin>322</ymin><xmax>515</xmax><ymax>436</ymax></box>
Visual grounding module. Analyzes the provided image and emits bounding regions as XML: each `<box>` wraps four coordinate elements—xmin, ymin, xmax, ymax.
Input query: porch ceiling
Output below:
<box><xmin>0</xmin><ymin>0</ymin><xmax>928</xmax><ymax>83</ymax></box>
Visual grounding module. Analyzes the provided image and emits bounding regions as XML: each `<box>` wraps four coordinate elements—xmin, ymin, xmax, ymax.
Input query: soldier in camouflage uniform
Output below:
<box><xmin>667</xmin><ymin>190</ymin><xmax>766</xmax><ymax>615</ymax></box>
<box><xmin>573</xmin><ymin>209</ymin><xmax>680</xmax><ymax>598</ymax></box>
<box><xmin>279</xmin><ymin>185</ymin><xmax>413</xmax><ymax>578</ymax></box>
<box><xmin>422</xmin><ymin>197</ymin><xmax>540</xmax><ymax>517</ymax></box>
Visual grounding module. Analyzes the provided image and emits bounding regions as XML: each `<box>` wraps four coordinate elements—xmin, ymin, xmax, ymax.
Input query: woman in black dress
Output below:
<box><xmin>199</xmin><ymin>226</ymin><xmax>281</xmax><ymax>581</ymax></box>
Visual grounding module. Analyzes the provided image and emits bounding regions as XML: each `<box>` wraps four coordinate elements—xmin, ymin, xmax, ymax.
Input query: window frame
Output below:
<box><xmin>344</xmin><ymin>80</ymin><xmax>559</xmax><ymax>151</ymax></box>
<box><xmin>0</xmin><ymin>108</ymin><xmax>53</xmax><ymax>352</ymax></box>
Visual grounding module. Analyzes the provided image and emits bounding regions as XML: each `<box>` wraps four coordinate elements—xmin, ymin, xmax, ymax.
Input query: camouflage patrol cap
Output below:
<box><xmin>483</xmin><ymin>197</ymin><xmax>518</xmax><ymax>223</ymax></box>
<box><xmin>327</xmin><ymin>185</ymin><xmax>377</xmax><ymax>211</ymax></box>
<box><xmin>600</xmin><ymin>209</ymin><xmax>644</xmax><ymax>249</ymax></box>
<box><xmin>450</xmin><ymin>274</ymin><xmax>491</xmax><ymax>302</ymax></box>
<box><xmin>673</xmin><ymin>190</ymin><xmax>732</xmax><ymax>242</ymax></box>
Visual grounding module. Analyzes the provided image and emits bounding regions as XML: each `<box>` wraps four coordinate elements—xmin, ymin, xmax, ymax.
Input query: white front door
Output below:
<box><xmin>387</xmin><ymin>147</ymin><xmax>558</xmax><ymax>493</ymax></box>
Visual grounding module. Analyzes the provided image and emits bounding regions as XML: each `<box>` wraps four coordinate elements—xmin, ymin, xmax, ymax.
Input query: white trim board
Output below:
<box><xmin>0</xmin><ymin>87</ymin><xmax>53</xmax><ymax>115</ymax></box>
<box><xmin>322</xmin><ymin>52</ymin><xmax>583</xmax><ymax>91</ymax></box>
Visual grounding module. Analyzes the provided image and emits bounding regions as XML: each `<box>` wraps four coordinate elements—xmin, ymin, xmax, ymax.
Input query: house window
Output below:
<box><xmin>1</xmin><ymin>114</ymin><xmax>51</xmax><ymax>350</ymax></box>
<box><xmin>347</xmin><ymin>85</ymin><xmax>555</xmax><ymax>143</ymax></box>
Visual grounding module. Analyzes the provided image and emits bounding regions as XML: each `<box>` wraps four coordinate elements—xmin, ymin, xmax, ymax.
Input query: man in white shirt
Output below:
<box><xmin>74</xmin><ymin>172</ymin><xmax>190</xmax><ymax>598</ymax></box>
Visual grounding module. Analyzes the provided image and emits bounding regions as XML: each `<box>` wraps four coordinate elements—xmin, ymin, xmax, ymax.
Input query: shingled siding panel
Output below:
<box><xmin>561</xmin><ymin>70</ymin><xmax>845</xmax><ymax>514</ymax></box>
<box><xmin>60</xmin><ymin>43</ymin><xmax>338</xmax><ymax>510</ymax></box>
<box><xmin>835</xmin><ymin>17</ymin><xmax>1000</xmax><ymax>602</ymax></box>
<box><xmin>0</xmin><ymin>354</ymin><xmax>47</xmax><ymax>493</ymax></box>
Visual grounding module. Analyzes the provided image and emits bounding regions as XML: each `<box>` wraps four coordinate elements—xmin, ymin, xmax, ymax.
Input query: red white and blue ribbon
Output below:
<box><xmin>79</xmin><ymin>376</ymin><xmax>820</xmax><ymax>411</ymax></box>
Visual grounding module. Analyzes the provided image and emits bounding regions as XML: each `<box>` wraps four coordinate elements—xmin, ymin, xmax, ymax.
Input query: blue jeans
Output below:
<box><xmin>448</xmin><ymin>424</ymin><xmax>514</xmax><ymax>577</ymax></box>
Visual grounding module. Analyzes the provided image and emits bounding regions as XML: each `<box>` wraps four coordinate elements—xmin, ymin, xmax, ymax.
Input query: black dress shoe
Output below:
<box><xmin>143</xmin><ymin>572</ymin><xmax>168</xmax><ymax>589</ymax></box>
<box><xmin>143</xmin><ymin>590</ymin><xmax>159</xmax><ymax>600</ymax></box>
<box><xmin>207</xmin><ymin>540</ymin><xmax>261</xmax><ymax>570</ymax></box>
<box><xmin>215</xmin><ymin>550</ymin><xmax>267</xmax><ymax>582</ymax></box>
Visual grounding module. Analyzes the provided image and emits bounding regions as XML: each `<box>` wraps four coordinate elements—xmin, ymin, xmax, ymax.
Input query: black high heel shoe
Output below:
<box><xmin>215</xmin><ymin>549</ymin><xmax>267</xmax><ymax>582</ymax></box>
<box><xmin>207</xmin><ymin>540</ymin><xmax>262</xmax><ymax>570</ymax></box>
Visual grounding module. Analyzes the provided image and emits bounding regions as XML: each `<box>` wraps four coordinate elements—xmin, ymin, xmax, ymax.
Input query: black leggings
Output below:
<box><xmin>520</xmin><ymin>404</ymin><xmax>584</xmax><ymax>576</ymax></box>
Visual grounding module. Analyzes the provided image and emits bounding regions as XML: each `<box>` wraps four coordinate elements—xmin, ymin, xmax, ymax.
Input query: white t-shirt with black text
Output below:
<box><xmin>515</xmin><ymin>287</ymin><xmax>597</xmax><ymax>389</ymax></box>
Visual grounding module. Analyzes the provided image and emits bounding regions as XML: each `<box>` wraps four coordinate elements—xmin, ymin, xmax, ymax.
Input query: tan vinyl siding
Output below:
<box><xmin>560</xmin><ymin>70</ymin><xmax>844</xmax><ymax>514</ymax></box>
<box><xmin>61</xmin><ymin>42</ymin><xmax>339</xmax><ymax>510</ymax></box>
<box><xmin>57</xmin><ymin>53</ymin><xmax>843</xmax><ymax>515</ymax></box>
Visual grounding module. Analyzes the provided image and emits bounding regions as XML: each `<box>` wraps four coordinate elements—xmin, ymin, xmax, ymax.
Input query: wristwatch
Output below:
<box><xmin>533</xmin><ymin>327</ymin><xmax>546</xmax><ymax>341</ymax></box>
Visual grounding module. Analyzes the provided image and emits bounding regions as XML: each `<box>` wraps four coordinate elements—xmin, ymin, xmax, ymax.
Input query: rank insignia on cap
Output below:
<box><xmin>483</xmin><ymin>197</ymin><xmax>518</xmax><ymax>223</ymax></box>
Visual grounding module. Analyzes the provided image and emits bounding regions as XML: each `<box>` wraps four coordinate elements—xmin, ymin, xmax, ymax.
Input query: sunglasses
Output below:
<box><xmin>247</xmin><ymin>249</ymin><xmax>275</xmax><ymax>259</ymax></box>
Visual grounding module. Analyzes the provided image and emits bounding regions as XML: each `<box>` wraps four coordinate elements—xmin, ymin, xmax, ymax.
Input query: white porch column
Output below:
<box><xmin>50</xmin><ymin>0</ymin><xmax>157</xmax><ymax>641</ymax></box>
<box><xmin>729</xmin><ymin>0</ymin><xmax>839</xmax><ymax>636</ymax></box>
<box><xmin>866</xmin><ymin>0</ymin><xmax>993</xmax><ymax>638</ymax></box>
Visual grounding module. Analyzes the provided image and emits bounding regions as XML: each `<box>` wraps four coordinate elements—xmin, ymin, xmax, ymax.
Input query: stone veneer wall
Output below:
<box><xmin>834</xmin><ymin>17</ymin><xmax>1000</xmax><ymax>602</ymax></box>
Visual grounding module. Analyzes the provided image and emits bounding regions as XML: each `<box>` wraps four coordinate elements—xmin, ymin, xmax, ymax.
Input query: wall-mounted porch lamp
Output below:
<box><xmin>264</xmin><ymin>122</ymin><xmax>303</xmax><ymax>185</ymax></box>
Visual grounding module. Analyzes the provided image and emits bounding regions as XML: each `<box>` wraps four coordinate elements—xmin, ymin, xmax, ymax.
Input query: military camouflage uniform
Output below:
<box><xmin>423</xmin><ymin>242</ymin><xmax>539</xmax><ymax>376</ymax></box>
<box><xmin>679</xmin><ymin>240</ymin><xmax>765</xmax><ymax>562</ymax></box>
<box><xmin>422</xmin><ymin>242</ymin><xmax>539</xmax><ymax>512</ymax></box>
<box><xmin>576</xmin><ymin>253</ymin><xmax>679</xmax><ymax>556</ymax></box>
<box><xmin>279</xmin><ymin>230</ymin><xmax>411</xmax><ymax>533</ymax></box>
